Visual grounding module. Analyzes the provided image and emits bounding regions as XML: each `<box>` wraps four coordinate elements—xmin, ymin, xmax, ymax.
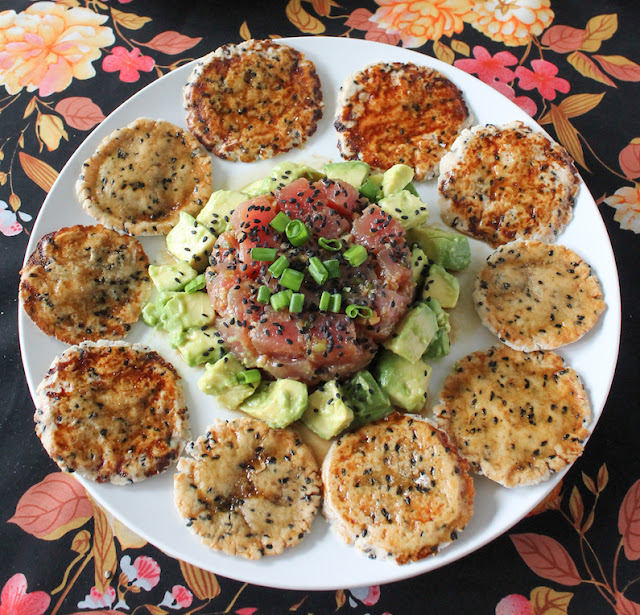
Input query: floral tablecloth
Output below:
<box><xmin>2</xmin><ymin>1</ymin><xmax>639</xmax><ymax>614</ymax></box>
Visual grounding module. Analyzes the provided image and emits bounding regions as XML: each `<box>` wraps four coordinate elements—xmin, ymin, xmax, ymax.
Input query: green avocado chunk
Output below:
<box><xmin>420</xmin><ymin>263</ymin><xmax>460</xmax><ymax>308</ymax></box>
<box><xmin>196</xmin><ymin>189</ymin><xmax>249</xmax><ymax>235</ymax></box>
<box><xmin>358</xmin><ymin>177</ymin><xmax>383</xmax><ymax>203</ymax></box>
<box><xmin>149</xmin><ymin>261</ymin><xmax>198</xmax><ymax>292</ymax></box>
<box><xmin>407</xmin><ymin>225</ymin><xmax>471</xmax><ymax>271</ymax></box>
<box><xmin>158</xmin><ymin>292</ymin><xmax>215</xmax><ymax>336</ymax></box>
<box><xmin>198</xmin><ymin>354</ymin><xmax>259</xmax><ymax>408</ymax></box>
<box><xmin>300</xmin><ymin>380</ymin><xmax>354</xmax><ymax>439</ymax></box>
<box><xmin>374</xmin><ymin>349</ymin><xmax>432</xmax><ymax>413</ymax></box>
<box><xmin>384</xmin><ymin>302</ymin><xmax>439</xmax><ymax>363</ymax></box>
<box><xmin>141</xmin><ymin>302</ymin><xmax>159</xmax><ymax>327</ymax></box>
<box><xmin>377</xmin><ymin>189</ymin><xmax>429</xmax><ymax>230</ymax></box>
<box><xmin>242</xmin><ymin>161</ymin><xmax>324</xmax><ymax>197</ymax></box>
<box><xmin>381</xmin><ymin>164</ymin><xmax>414</xmax><ymax>196</ymax></box>
<box><xmin>239</xmin><ymin>379</ymin><xmax>308</xmax><ymax>428</ymax></box>
<box><xmin>176</xmin><ymin>325</ymin><xmax>226</xmax><ymax>367</ymax></box>
<box><xmin>322</xmin><ymin>161</ymin><xmax>371</xmax><ymax>188</ymax></box>
<box><xmin>421</xmin><ymin>298</ymin><xmax>451</xmax><ymax>359</ymax></box>
<box><xmin>411</xmin><ymin>247</ymin><xmax>430</xmax><ymax>283</ymax></box>
<box><xmin>341</xmin><ymin>370</ymin><xmax>392</xmax><ymax>428</ymax></box>
<box><xmin>166</xmin><ymin>211</ymin><xmax>217</xmax><ymax>272</ymax></box>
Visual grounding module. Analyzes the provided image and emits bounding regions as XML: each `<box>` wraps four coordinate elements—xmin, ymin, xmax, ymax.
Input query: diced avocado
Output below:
<box><xmin>154</xmin><ymin>291</ymin><xmax>180</xmax><ymax>313</ymax></box>
<box><xmin>322</xmin><ymin>161</ymin><xmax>371</xmax><ymax>188</ymax></box>
<box><xmin>300</xmin><ymin>380</ymin><xmax>354</xmax><ymax>439</ymax></box>
<box><xmin>196</xmin><ymin>190</ymin><xmax>248</xmax><ymax>235</ymax></box>
<box><xmin>184</xmin><ymin>273</ymin><xmax>206</xmax><ymax>294</ymax></box>
<box><xmin>198</xmin><ymin>354</ymin><xmax>259</xmax><ymax>408</ymax></box>
<box><xmin>166</xmin><ymin>212</ymin><xmax>217</xmax><ymax>272</ymax></box>
<box><xmin>404</xmin><ymin>182</ymin><xmax>420</xmax><ymax>197</ymax></box>
<box><xmin>358</xmin><ymin>177</ymin><xmax>382</xmax><ymax>202</ymax></box>
<box><xmin>159</xmin><ymin>292</ymin><xmax>215</xmax><ymax>334</ymax></box>
<box><xmin>421</xmin><ymin>264</ymin><xmax>460</xmax><ymax>308</ymax></box>
<box><xmin>141</xmin><ymin>302</ymin><xmax>159</xmax><ymax>327</ymax></box>
<box><xmin>341</xmin><ymin>370</ymin><xmax>392</xmax><ymax>428</ymax></box>
<box><xmin>176</xmin><ymin>325</ymin><xmax>226</xmax><ymax>367</ymax></box>
<box><xmin>384</xmin><ymin>302</ymin><xmax>438</xmax><ymax>363</ymax></box>
<box><xmin>242</xmin><ymin>161</ymin><xmax>324</xmax><ymax>197</ymax></box>
<box><xmin>407</xmin><ymin>226</ymin><xmax>471</xmax><ymax>271</ymax></box>
<box><xmin>374</xmin><ymin>349</ymin><xmax>432</xmax><ymax>413</ymax></box>
<box><xmin>148</xmin><ymin>261</ymin><xmax>198</xmax><ymax>292</ymax></box>
<box><xmin>411</xmin><ymin>247</ymin><xmax>429</xmax><ymax>283</ymax></box>
<box><xmin>239</xmin><ymin>379</ymin><xmax>308</xmax><ymax>428</ymax></box>
<box><xmin>423</xmin><ymin>297</ymin><xmax>449</xmax><ymax>329</ymax></box>
<box><xmin>421</xmin><ymin>298</ymin><xmax>451</xmax><ymax>359</ymax></box>
<box><xmin>377</xmin><ymin>190</ymin><xmax>429</xmax><ymax>230</ymax></box>
<box><xmin>382</xmin><ymin>164</ymin><xmax>414</xmax><ymax>196</ymax></box>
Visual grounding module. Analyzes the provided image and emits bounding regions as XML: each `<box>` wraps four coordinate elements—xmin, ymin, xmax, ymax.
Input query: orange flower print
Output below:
<box><xmin>370</xmin><ymin>0</ymin><xmax>473</xmax><ymax>47</ymax></box>
<box><xmin>466</xmin><ymin>0</ymin><xmax>554</xmax><ymax>47</ymax></box>
<box><xmin>0</xmin><ymin>2</ymin><xmax>114</xmax><ymax>97</ymax></box>
<box><xmin>604</xmin><ymin>186</ymin><xmax>640</xmax><ymax>233</ymax></box>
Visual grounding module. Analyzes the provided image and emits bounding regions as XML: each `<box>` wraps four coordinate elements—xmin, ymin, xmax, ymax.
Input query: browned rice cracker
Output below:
<box><xmin>438</xmin><ymin>122</ymin><xmax>579</xmax><ymax>247</ymax></box>
<box><xmin>174</xmin><ymin>417</ymin><xmax>322</xmax><ymax>559</ymax></box>
<box><xmin>334</xmin><ymin>61</ymin><xmax>472</xmax><ymax>180</ymax></box>
<box><xmin>184</xmin><ymin>39</ymin><xmax>323</xmax><ymax>162</ymax></box>
<box><xmin>35</xmin><ymin>341</ymin><xmax>189</xmax><ymax>484</ymax></box>
<box><xmin>322</xmin><ymin>412</ymin><xmax>474</xmax><ymax>564</ymax></box>
<box><xmin>435</xmin><ymin>344</ymin><xmax>591</xmax><ymax>487</ymax></box>
<box><xmin>76</xmin><ymin>118</ymin><xmax>212</xmax><ymax>235</ymax></box>
<box><xmin>19</xmin><ymin>224</ymin><xmax>151</xmax><ymax>344</ymax></box>
<box><xmin>473</xmin><ymin>239</ymin><xmax>606</xmax><ymax>351</ymax></box>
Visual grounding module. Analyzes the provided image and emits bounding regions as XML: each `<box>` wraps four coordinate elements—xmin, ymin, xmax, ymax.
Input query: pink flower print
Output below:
<box><xmin>515</xmin><ymin>59</ymin><xmax>570</xmax><ymax>101</ymax></box>
<box><xmin>454</xmin><ymin>46</ymin><xmax>518</xmax><ymax>84</ymax></box>
<box><xmin>120</xmin><ymin>555</ymin><xmax>161</xmax><ymax>591</ymax></box>
<box><xmin>0</xmin><ymin>573</ymin><xmax>50</xmax><ymax>615</ymax></box>
<box><xmin>102</xmin><ymin>46</ymin><xmax>154</xmax><ymax>83</ymax></box>
<box><xmin>496</xmin><ymin>594</ymin><xmax>533</xmax><ymax>615</ymax></box>
<box><xmin>490</xmin><ymin>81</ymin><xmax>537</xmax><ymax>117</ymax></box>
<box><xmin>77</xmin><ymin>585</ymin><xmax>116</xmax><ymax>609</ymax></box>
<box><xmin>158</xmin><ymin>585</ymin><xmax>194</xmax><ymax>610</ymax></box>
<box><xmin>0</xmin><ymin>200</ymin><xmax>23</xmax><ymax>236</ymax></box>
<box><xmin>348</xmin><ymin>585</ymin><xmax>381</xmax><ymax>607</ymax></box>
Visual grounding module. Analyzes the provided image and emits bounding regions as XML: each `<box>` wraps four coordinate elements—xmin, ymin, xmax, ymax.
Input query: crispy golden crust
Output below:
<box><xmin>335</xmin><ymin>62</ymin><xmax>471</xmax><ymax>180</ymax></box>
<box><xmin>435</xmin><ymin>344</ymin><xmax>591</xmax><ymax>487</ymax></box>
<box><xmin>19</xmin><ymin>224</ymin><xmax>151</xmax><ymax>344</ymax></box>
<box><xmin>76</xmin><ymin>118</ymin><xmax>212</xmax><ymax>235</ymax></box>
<box><xmin>438</xmin><ymin>122</ymin><xmax>579</xmax><ymax>247</ymax></box>
<box><xmin>473</xmin><ymin>240</ymin><xmax>606</xmax><ymax>351</ymax></box>
<box><xmin>322</xmin><ymin>413</ymin><xmax>474</xmax><ymax>564</ymax></box>
<box><xmin>174</xmin><ymin>417</ymin><xmax>321</xmax><ymax>559</ymax></box>
<box><xmin>184</xmin><ymin>39</ymin><xmax>323</xmax><ymax>162</ymax></box>
<box><xmin>35</xmin><ymin>341</ymin><xmax>189</xmax><ymax>484</ymax></box>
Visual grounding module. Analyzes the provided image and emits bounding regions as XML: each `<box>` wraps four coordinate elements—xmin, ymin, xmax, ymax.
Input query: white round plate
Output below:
<box><xmin>19</xmin><ymin>36</ymin><xmax>621</xmax><ymax>590</ymax></box>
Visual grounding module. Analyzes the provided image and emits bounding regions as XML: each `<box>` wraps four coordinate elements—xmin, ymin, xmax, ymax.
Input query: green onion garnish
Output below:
<box><xmin>328</xmin><ymin>293</ymin><xmax>342</xmax><ymax>313</ymax></box>
<box><xmin>344</xmin><ymin>244</ymin><xmax>368</xmax><ymax>267</ymax></box>
<box><xmin>308</xmin><ymin>257</ymin><xmax>328</xmax><ymax>285</ymax></box>
<box><xmin>250</xmin><ymin>247</ymin><xmax>277</xmax><ymax>262</ymax></box>
<box><xmin>268</xmin><ymin>255</ymin><xmax>289</xmax><ymax>278</ymax></box>
<box><xmin>270</xmin><ymin>289</ymin><xmax>292</xmax><ymax>311</ymax></box>
<box><xmin>346</xmin><ymin>304</ymin><xmax>373</xmax><ymax>319</ymax></box>
<box><xmin>184</xmin><ymin>274</ymin><xmax>206</xmax><ymax>293</ymax></box>
<box><xmin>280</xmin><ymin>268</ymin><xmax>304</xmax><ymax>291</ymax></box>
<box><xmin>236</xmin><ymin>369</ymin><xmax>261</xmax><ymax>385</ymax></box>
<box><xmin>323</xmin><ymin>259</ymin><xmax>340</xmax><ymax>279</ymax></box>
<box><xmin>270</xmin><ymin>211</ymin><xmax>292</xmax><ymax>233</ymax></box>
<box><xmin>289</xmin><ymin>292</ymin><xmax>305</xmax><ymax>313</ymax></box>
<box><xmin>256</xmin><ymin>285</ymin><xmax>272</xmax><ymax>303</ymax></box>
<box><xmin>285</xmin><ymin>219</ymin><xmax>310</xmax><ymax>247</ymax></box>
<box><xmin>318</xmin><ymin>237</ymin><xmax>342</xmax><ymax>251</ymax></box>
<box><xmin>319</xmin><ymin>291</ymin><xmax>331</xmax><ymax>311</ymax></box>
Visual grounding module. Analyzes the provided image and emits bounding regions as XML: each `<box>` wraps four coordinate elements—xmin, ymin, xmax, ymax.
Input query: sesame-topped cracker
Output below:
<box><xmin>473</xmin><ymin>240</ymin><xmax>606</xmax><ymax>351</ymax></box>
<box><xmin>334</xmin><ymin>62</ymin><xmax>471</xmax><ymax>180</ymax></box>
<box><xmin>184</xmin><ymin>39</ymin><xmax>323</xmax><ymax>162</ymax></box>
<box><xmin>322</xmin><ymin>412</ymin><xmax>474</xmax><ymax>564</ymax></box>
<box><xmin>435</xmin><ymin>344</ymin><xmax>591</xmax><ymax>488</ymax></box>
<box><xmin>174</xmin><ymin>417</ymin><xmax>321</xmax><ymax>559</ymax></box>
<box><xmin>438</xmin><ymin>122</ymin><xmax>579</xmax><ymax>247</ymax></box>
<box><xmin>19</xmin><ymin>224</ymin><xmax>151</xmax><ymax>344</ymax></box>
<box><xmin>35</xmin><ymin>341</ymin><xmax>189</xmax><ymax>484</ymax></box>
<box><xmin>76</xmin><ymin>118</ymin><xmax>212</xmax><ymax>235</ymax></box>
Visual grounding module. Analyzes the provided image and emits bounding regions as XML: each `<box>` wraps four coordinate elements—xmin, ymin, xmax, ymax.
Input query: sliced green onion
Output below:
<box><xmin>236</xmin><ymin>369</ymin><xmax>261</xmax><ymax>385</ymax></box>
<box><xmin>323</xmin><ymin>259</ymin><xmax>340</xmax><ymax>279</ymax></box>
<box><xmin>250</xmin><ymin>247</ymin><xmax>277</xmax><ymax>262</ymax></box>
<box><xmin>270</xmin><ymin>211</ymin><xmax>292</xmax><ymax>233</ymax></box>
<box><xmin>318</xmin><ymin>237</ymin><xmax>342</xmax><ymax>251</ymax></box>
<box><xmin>346</xmin><ymin>304</ymin><xmax>373</xmax><ymax>319</ymax></box>
<box><xmin>308</xmin><ymin>257</ymin><xmax>328</xmax><ymax>285</ymax></box>
<box><xmin>344</xmin><ymin>244</ymin><xmax>368</xmax><ymax>267</ymax></box>
<box><xmin>268</xmin><ymin>255</ymin><xmax>289</xmax><ymax>278</ymax></box>
<box><xmin>289</xmin><ymin>292</ymin><xmax>304</xmax><ymax>313</ymax></box>
<box><xmin>184</xmin><ymin>274</ymin><xmax>206</xmax><ymax>294</ymax></box>
<box><xmin>285</xmin><ymin>219</ymin><xmax>310</xmax><ymax>247</ymax></box>
<box><xmin>256</xmin><ymin>285</ymin><xmax>272</xmax><ymax>304</ymax></box>
<box><xmin>319</xmin><ymin>291</ymin><xmax>331</xmax><ymax>311</ymax></box>
<box><xmin>270</xmin><ymin>289</ymin><xmax>292</xmax><ymax>312</ymax></box>
<box><xmin>328</xmin><ymin>293</ymin><xmax>342</xmax><ymax>313</ymax></box>
<box><xmin>280</xmin><ymin>268</ymin><xmax>304</xmax><ymax>291</ymax></box>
